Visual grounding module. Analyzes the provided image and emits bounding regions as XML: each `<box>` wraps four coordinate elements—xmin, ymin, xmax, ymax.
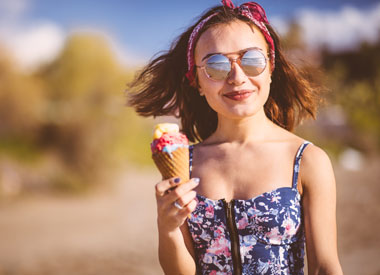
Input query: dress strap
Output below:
<box><xmin>292</xmin><ymin>141</ymin><xmax>312</xmax><ymax>189</ymax></box>
<box><xmin>189</xmin><ymin>145</ymin><xmax>194</xmax><ymax>178</ymax></box>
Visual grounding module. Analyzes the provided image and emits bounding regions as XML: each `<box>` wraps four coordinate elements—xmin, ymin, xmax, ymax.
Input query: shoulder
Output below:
<box><xmin>301</xmin><ymin>143</ymin><xmax>333</xmax><ymax>174</ymax></box>
<box><xmin>300</xmin><ymin>143</ymin><xmax>336</xmax><ymax>192</ymax></box>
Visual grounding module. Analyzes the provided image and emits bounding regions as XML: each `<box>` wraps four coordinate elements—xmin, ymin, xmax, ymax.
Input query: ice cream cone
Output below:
<box><xmin>152</xmin><ymin>147</ymin><xmax>189</xmax><ymax>184</ymax></box>
<box><xmin>151</xmin><ymin>123</ymin><xmax>190</xmax><ymax>185</ymax></box>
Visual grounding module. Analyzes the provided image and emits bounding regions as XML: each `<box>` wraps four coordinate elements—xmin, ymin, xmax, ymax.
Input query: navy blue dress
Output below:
<box><xmin>187</xmin><ymin>141</ymin><xmax>311</xmax><ymax>274</ymax></box>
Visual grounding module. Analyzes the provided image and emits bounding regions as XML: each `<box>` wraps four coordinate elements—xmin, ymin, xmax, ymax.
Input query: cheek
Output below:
<box><xmin>262</xmin><ymin>78</ymin><xmax>272</xmax><ymax>98</ymax></box>
<box><xmin>251</xmin><ymin>71</ymin><xmax>271</xmax><ymax>90</ymax></box>
<box><xmin>197</xmin><ymin>69</ymin><xmax>210</xmax><ymax>86</ymax></box>
<box><xmin>261</xmin><ymin>68</ymin><xmax>272</xmax><ymax>89</ymax></box>
<box><xmin>197</xmin><ymin>74</ymin><xmax>223</xmax><ymax>94</ymax></box>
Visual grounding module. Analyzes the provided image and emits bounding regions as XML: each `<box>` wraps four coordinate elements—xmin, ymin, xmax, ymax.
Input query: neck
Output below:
<box><xmin>207</xmin><ymin>108</ymin><xmax>275</xmax><ymax>144</ymax></box>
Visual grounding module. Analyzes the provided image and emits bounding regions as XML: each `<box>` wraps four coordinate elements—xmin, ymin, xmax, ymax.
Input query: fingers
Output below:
<box><xmin>155</xmin><ymin>177</ymin><xmax>181</xmax><ymax>197</ymax></box>
<box><xmin>186</xmin><ymin>199</ymin><xmax>197</xmax><ymax>213</ymax></box>
<box><xmin>175</xmin><ymin>190</ymin><xmax>197</xmax><ymax>209</ymax></box>
<box><xmin>156</xmin><ymin>177</ymin><xmax>199</xmax><ymax>211</ymax></box>
<box><xmin>166</xmin><ymin>178</ymin><xmax>200</xmax><ymax>204</ymax></box>
<box><xmin>176</xmin><ymin>198</ymin><xmax>197</xmax><ymax>218</ymax></box>
<box><xmin>155</xmin><ymin>178</ymin><xmax>200</xmax><ymax>231</ymax></box>
<box><xmin>155</xmin><ymin>177</ymin><xmax>199</xmax><ymax>215</ymax></box>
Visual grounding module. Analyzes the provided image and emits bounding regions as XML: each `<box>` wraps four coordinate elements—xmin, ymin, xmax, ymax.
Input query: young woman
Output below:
<box><xmin>128</xmin><ymin>1</ymin><xmax>343</xmax><ymax>274</ymax></box>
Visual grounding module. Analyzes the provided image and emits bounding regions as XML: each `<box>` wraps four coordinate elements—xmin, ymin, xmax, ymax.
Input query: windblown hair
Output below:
<box><xmin>127</xmin><ymin>5</ymin><xmax>320</xmax><ymax>142</ymax></box>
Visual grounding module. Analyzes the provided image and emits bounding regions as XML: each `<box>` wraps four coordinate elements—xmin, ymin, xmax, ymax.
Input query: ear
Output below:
<box><xmin>193</xmin><ymin>73</ymin><xmax>205</xmax><ymax>96</ymax></box>
<box><xmin>198</xmin><ymin>85</ymin><xmax>204</xmax><ymax>96</ymax></box>
<box><xmin>268</xmin><ymin>67</ymin><xmax>273</xmax><ymax>84</ymax></box>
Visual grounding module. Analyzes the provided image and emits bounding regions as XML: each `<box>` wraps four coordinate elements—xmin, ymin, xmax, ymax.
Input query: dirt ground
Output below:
<box><xmin>0</xmin><ymin>159</ymin><xmax>379</xmax><ymax>275</ymax></box>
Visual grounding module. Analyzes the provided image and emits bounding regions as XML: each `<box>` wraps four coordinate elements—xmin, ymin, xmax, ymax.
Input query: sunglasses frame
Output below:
<box><xmin>195</xmin><ymin>48</ymin><xmax>269</xmax><ymax>81</ymax></box>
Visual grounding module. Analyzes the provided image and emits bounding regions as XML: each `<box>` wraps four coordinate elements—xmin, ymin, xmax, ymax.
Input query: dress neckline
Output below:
<box><xmin>189</xmin><ymin>141</ymin><xmax>311</xmax><ymax>203</ymax></box>
<box><xmin>195</xmin><ymin>186</ymin><xmax>299</xmax><ymax>203</ymax></box>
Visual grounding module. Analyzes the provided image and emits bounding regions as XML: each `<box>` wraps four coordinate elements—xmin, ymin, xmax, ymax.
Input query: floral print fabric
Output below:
<box><xmin>187</xmin><ymin>141</ymin><xmax>311</xmax><ymax>275</ymax></box>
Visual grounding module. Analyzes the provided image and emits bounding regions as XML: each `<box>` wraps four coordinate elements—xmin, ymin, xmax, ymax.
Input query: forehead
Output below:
<box><xmin>194</xmin><ymin>20</ymin><xmax>268</xmax><ymax>62</ymax></box>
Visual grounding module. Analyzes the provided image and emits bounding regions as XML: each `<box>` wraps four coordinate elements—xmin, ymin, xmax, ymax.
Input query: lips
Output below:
<box><xmin>223</xmin><ymin>90</ymin><xmax>253</xmax><ymax>101</ymax></box>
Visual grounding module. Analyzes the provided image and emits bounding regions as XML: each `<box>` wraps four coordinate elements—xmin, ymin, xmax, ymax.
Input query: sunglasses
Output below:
<box><xmin>196</xmin><ymin>48</ymin><xmax>268</xmax><ymax>81</ymax></box>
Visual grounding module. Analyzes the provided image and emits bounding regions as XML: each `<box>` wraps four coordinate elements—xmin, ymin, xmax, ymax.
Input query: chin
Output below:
<box><xmin>220</xmin><ymin>107</ymin><xmax>262</xmax><ymax>120</ymax></box>
<box><xmin>206</xmin><ymin>96</ymin><xmax>266</xmax><ymax>120</ymax></box>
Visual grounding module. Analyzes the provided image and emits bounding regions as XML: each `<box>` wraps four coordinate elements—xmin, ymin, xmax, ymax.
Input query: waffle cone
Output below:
<box><xmin>152</xmin><ymin>147</ymin><xmax>190</xmax><ymax>184</ymax></box>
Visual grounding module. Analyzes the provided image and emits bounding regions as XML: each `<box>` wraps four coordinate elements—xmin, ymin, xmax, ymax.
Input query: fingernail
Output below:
<box><xmin>193</xmin><ymin>178</ymin><xmax>200</xmax><ymax>184</ymax></box>
<box><xmin>174</xmin><ymin>177</ymin><xmax>181</xmax><ymax>183</ymax></box>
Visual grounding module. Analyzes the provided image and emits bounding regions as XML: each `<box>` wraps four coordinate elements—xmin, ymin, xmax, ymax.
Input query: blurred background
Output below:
<box><xmin>0</xmin><ymin>0</ymin><xmax>379</xmax><ymax>274</ymax></box>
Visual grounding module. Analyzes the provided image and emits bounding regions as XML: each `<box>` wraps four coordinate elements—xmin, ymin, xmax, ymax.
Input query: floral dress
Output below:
<box><xmin>187</xmin><ymin>141</ymin><xmax>311</xmax><ymax>275</ymax></box>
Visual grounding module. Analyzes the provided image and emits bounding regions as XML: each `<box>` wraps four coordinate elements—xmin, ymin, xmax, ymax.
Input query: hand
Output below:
<box><xmin>155</xmin><ymin>177</ymin><xmax>199</xmax><ymax>233</ymax></box>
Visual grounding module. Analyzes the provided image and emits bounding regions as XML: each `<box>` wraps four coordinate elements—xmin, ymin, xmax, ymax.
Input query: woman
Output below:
<box><xmin>128</xmin><ymin>1</ymin><xmax>343</xmax><ymax>274</ymax></box>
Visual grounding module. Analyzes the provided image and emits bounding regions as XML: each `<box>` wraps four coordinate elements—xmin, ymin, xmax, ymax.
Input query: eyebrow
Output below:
<box><xmin>201</xmin><ymin>46</ymin><xmax>263</xmax><ymax>61</ymax></box>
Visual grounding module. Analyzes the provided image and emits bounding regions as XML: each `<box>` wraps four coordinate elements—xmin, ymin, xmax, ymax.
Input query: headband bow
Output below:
<box><xmin>185</xmin><ymin>0</ymin><xmax>275</xmax><ymax>84</ymax></box>
<box><xmin>222</xmin><ymin>0</ymin><xmax>269</xmax><ymax>24</ymax></box>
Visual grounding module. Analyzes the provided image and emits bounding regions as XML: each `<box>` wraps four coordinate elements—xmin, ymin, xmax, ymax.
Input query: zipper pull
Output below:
<box><xmin>229</xmin><ymin>200</ymin><xmax>234</xmax><ymax>209</ymax></box>
<box><xmin>222</xmin><ymin>199</ymin><xmax>229</xmax><ymax>219</ymax></box>
<box><xmin>227</xmin><ymin>200</ymin><xmax>234</xmax><ymax>219</ymax></box>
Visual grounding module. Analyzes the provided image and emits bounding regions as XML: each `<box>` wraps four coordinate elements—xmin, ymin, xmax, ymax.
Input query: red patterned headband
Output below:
<box><xmin>185</xmin><ymin>0</ymin><xmax>275</xmax><ymax>84</ymax></box>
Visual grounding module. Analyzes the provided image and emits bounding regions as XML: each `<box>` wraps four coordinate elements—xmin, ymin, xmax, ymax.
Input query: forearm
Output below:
<box><xmin>158</xmin><ymin>228</ymin><xmax>196</xmax><ymax>275</ymax></box>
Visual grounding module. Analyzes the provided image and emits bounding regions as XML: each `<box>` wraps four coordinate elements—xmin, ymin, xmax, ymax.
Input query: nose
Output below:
<box><xmin>227</xmin><ymin>60</ymin><xmax>246</xmax><ymax>86</ymax></box>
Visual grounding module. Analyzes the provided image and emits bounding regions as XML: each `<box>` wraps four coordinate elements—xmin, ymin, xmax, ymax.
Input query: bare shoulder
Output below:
<box><xmin>300</xmin><ymin>143</ymin><xmax>336</xmax><ymax>191</ymax></box>
<box><xmin>302</xmin><ymin>144</ymin><xmax>333</xmax><ymax>173</ymax></box>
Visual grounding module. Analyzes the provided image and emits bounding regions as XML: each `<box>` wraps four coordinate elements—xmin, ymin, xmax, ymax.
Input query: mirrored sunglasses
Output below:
<box><xmin>196</xmin><ymin>49</ymin><xmax>268</xmax><ymax>81</ymax></box>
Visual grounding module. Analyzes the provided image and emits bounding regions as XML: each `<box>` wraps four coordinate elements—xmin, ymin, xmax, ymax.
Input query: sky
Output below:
<box><xmin>0</xmin><ymin>0</ymin><xmax>379</xmax><ymax>70</ymax></box>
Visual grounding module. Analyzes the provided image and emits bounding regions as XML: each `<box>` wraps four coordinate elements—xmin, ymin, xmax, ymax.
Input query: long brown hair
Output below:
<box><xmin>127</xmin><ymin>5</ymin><xmax>320</xmax><ymax>142</ymax></box>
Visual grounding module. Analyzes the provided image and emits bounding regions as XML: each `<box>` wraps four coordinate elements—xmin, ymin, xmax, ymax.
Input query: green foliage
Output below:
<box><xmin>322</xmin><ymin>40</ymin><xmax>380</xmax><ymax>149</ymax></box>
<box><xmin>0</xmin><ymin>137</ymin><xmax>41</xmax><ymax>162</ymax></box>
<box><xmin>0</xmin><ymin>50</ymin><xmax>46</xmax><ymax>137</ymax></box>
<box><xmin>0</xmin><ymin>34</ymin><xmax>153</xmax><ymax>195</ymax></box>
<box><xmin>280</xmin><ymin>22</ymin><xmax>380</xmax><ymax>154</ymax></box>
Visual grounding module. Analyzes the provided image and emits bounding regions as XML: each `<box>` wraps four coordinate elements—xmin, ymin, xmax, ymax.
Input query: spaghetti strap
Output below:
<box><xmin>292</xmin><ymin>141</ymin><xmax>312</xmax><ymax>189</ymax></box>
<box><xmin>189</xmin><ymin>144</ymin><xmax>194</xmax><ymax>178</ymax></box>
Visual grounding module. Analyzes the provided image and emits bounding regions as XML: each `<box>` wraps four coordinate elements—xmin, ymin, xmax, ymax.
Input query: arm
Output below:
<box><xmin>300</xmin><ymin>145</ymin><xmax>343</xmax><ymax>275</ymax></box>
<box><xmin>155</xmin><ymin>177</ymin><xmax>198</xmax><ymax>275</ymax></box>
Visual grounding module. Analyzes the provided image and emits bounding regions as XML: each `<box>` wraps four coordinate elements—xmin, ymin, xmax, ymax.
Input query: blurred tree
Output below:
<box><xmin>278</xmin><ymin>22</ymin><xmax>380</xmax><ymax>156</ymax></box>
<box><xmin>36</xmin><ymin>33</ymin><xmax>152</xmax><ymax>191</ymax></box>
<box><xmin>0</xmin><ymin>34</ymin><xmax>153</xmax><ymax>196</ymax></box>
<box><xmin>321</xmin><ymin>39</ymin><xmax>380</xmax><ymax>151</ymax></box>
<box><xmin>0</xmin><ymin>45</ymin><xmax>45</xmax><ymax>161</ymax></box>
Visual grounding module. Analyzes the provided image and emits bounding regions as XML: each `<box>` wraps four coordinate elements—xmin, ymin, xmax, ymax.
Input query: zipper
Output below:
<box><xmin>222</xmin><ymin>199</ymin><xmax>242</xmax><ymax>275</ymax></box>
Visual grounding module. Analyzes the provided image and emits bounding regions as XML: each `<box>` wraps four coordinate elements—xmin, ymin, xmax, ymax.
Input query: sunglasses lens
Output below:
<box><xmin>205</xmin><ymin>54</ymin><xmax>231</xmax><ymax>80</ymax></box>
<box><xmin>241</xmin><ymin>50</ymin><xmax>267</xmax><ymax>76</ymax></box>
